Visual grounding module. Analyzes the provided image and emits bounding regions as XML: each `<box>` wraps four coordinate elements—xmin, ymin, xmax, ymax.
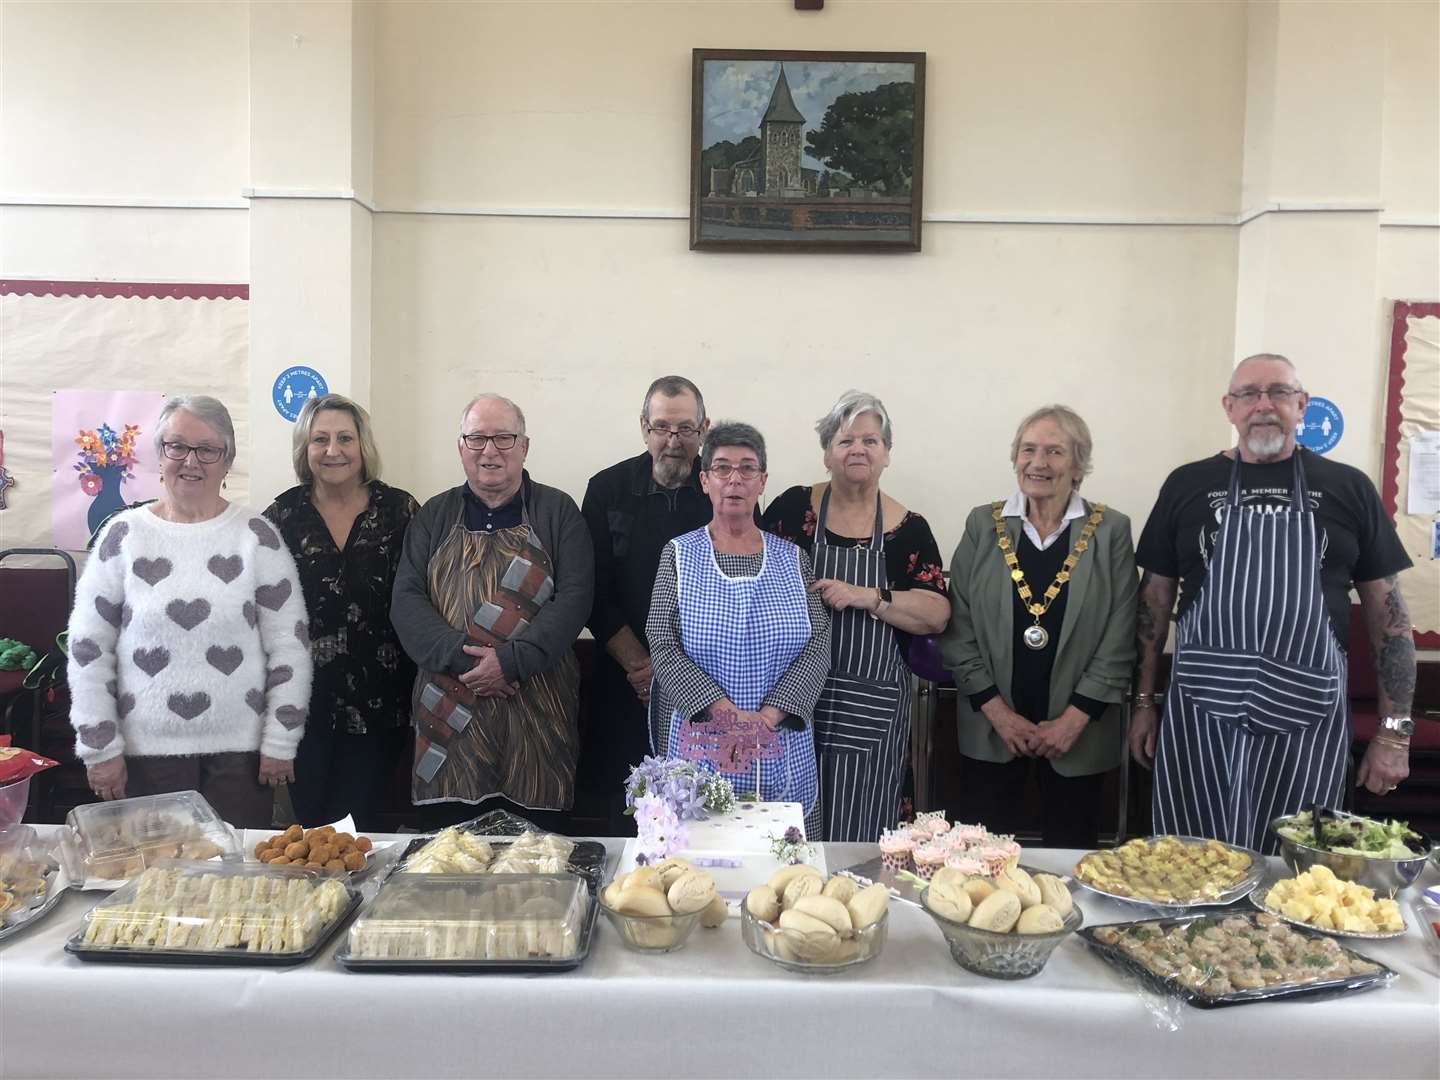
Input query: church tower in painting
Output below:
<box><xmin>759</xmin><ymin>65</ymin><xmax>806</xmax><ymax>196</ymax></box>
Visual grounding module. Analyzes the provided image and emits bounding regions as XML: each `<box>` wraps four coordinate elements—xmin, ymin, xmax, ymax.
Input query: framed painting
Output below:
<box><xmin>690</xmin><ymin>49</ymin><xmax>926</xmax><ymax>253</ymax></box>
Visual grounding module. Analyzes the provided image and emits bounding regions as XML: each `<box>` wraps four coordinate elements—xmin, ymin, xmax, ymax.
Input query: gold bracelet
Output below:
<box><xmin>1371</xmin><ymin>734</ymin><xmax>1411</xmax><ymax>752</ymax></box>
<box><xmin>1131</xmin><ymin>692</ymin><xmax>1161</xmax><ymax>709</ymax></box>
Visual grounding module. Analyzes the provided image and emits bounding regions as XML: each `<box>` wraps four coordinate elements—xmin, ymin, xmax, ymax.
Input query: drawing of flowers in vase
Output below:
<box><xmin>74</xmin><ymin>424</ymin><xmax>140</xmax><ymax>535</ymax></box>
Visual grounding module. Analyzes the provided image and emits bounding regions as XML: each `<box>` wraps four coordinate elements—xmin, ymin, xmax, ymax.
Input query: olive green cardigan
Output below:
<box><xmin>939</xmin><ymin>500</ymin><xmax>1138</xmax><ymax>777</ymax></box>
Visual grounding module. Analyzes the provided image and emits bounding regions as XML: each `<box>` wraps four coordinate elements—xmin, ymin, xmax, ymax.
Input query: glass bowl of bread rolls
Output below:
<box><xmin>921</xmin><ymin>864</ymin><xmax>1082</xmax><ymax>979</ymax></box>
<box><xmin>739</xmin><ymin>864</ymin><xmax>890</xmax><ymax>974</ymax></box>
<box><xmin>598</xmin><ymin>859</ymin><xmax>727</xmax><ymax>953</ymax></box>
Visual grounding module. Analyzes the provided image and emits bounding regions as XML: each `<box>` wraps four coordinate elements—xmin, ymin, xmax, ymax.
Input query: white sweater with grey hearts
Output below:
<box><xmin>67</xmin><ymin>503</ymin><xmax>312</xmax><ymax>766</ymax></box>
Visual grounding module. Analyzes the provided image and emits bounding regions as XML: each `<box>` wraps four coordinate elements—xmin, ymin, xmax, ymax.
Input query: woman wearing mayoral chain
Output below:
<box><xmin>939</xmin><ymin>406</ymin><xmax>1137</xmax><ymax>848</ymax></box>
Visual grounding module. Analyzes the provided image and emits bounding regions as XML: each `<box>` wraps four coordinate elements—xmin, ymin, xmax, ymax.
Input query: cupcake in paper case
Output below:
<box><xmin>878</xmin><ymin>828</ymin><xmax>916</xmax><ymax>873</ymax></box>
<box><xmin>949</xmin><ymin>822</ymin><xmax>990</xmax><ymax>846</ymax></box>
<box><xmin>912</xmin><ymin>842</ymin><xmax>949</xmax><ymax>880</ymax></box>
<box><xmin>969</xmin><ymin>845</ymin><xmax>1015</xmax><ymax>878</ymax></box>
<box><xmin>943</xmin><ymin>852</ymin><xmax>988</xmax><ymax>877</ymax></box>
<box><xmin>914</xmin><ymin>810</ymin><xmax>949</xmax><ymax>837</ymax></box>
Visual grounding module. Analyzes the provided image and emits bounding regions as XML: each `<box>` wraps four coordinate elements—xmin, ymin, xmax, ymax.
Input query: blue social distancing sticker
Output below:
<box><xmin>1295</xmin><ymin>396</ymin><xmax>1343</xmax><ymax>455</ymax></box>
<box><xmin>272</xmin><ymin>367</ymin><xmax>328</xmax><ymax>422</ymax></box>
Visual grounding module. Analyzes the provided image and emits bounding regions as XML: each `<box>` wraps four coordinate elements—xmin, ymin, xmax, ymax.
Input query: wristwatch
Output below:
<box><xmin>1379</xmin><ymin>716</ymin><xmax>1414</xmax><ymax>738</ymax></box>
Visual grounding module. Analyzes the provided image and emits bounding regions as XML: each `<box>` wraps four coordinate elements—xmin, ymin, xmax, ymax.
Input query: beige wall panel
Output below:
<box><xmin>0</xmin><ymin>1</ymin><xmax>249</xmax><ymax>200</ymax></box>
<box><xmin>370</xmin><ymin>213</ymin><xmax>1238</xmax><ymax>555</ymax></box>
<box><xmin>1381</xmin><ymin>1</ymin><xmax>1440</xmax><ymax>217</ymax></box>
<box><xmin>373</xmin><ymin>0</ymin><xmax>1247</xmax><ymax>216</ymax></box>
<box><xmin>0</xmin><ymin>207</ymin><xmax>249</xmax><ymax>283</ymax></box>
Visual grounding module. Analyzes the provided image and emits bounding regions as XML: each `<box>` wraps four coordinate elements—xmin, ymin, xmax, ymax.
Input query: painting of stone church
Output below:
<box><xmin>691</xmin><ymin>52</ymin><xmax>925</xmax><ymax>250</ymax></box>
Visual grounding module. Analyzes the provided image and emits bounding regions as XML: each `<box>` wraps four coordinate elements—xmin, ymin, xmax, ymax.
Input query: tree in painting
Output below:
<box><xmin>805</xmin><ymin>81</ymin><xmax>916</xmax><ymax>196</ymax></box>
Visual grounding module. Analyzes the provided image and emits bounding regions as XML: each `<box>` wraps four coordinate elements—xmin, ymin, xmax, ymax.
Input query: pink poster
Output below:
<box><xmin>51</xmin><ymin>389</ymin><xmax>168</xmax><ymax>550</ymax></box>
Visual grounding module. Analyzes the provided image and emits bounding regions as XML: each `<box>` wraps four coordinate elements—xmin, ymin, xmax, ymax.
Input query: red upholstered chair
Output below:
<box><xmin>0</xmin><ymin>549</ymin><xmax>84</xmax><ymax>823</ymax></box>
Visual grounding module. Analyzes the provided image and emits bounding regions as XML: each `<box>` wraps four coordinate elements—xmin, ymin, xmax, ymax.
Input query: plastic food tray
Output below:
<box><xmin>60</xmin><ymin>790</ymin><xmax>240</xmax><ymax>890</ymax></box>
<box><xmin>65</xmin><ymin>860</ymin><xmax>360</xmax><ymax>966</ymax></box>
<box><xmin>1071</xmin><ymin>835</ymin><xmax>1265</xmax><ymax>911</ymax></box>
<box><xmin>0</xmin><ymin>864</ymin><xmax>65</xmax><ymax>945</ymax></box>
<box><xmin>1078</xmin><ymin>912</ymin><xmax>1396</xmax><ymax>1009</ymax></box>
<box><xmin>335</xmin><ymin>872</ymin><xmax>596</xmax><ymax>973</ymax></box>
<box><xmin>394</xmin><ymin>834</ymin><xmax>608</xmax><ymax>892</ymax></box>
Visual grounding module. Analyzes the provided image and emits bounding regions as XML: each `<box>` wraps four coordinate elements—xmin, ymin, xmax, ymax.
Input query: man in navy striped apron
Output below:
<box><xmin>1130</xmin><ymin>355</ymin><xmax>1416</xmax><ymax>853</ymax></box>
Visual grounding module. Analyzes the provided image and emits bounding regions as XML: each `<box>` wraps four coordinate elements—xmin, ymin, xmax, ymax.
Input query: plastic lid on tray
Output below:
<box><xmin>77</xmin><ymin>859</ymin><xmax>351</xmax><ymax>955</ymax></box>
<box><xmin>62</xmin><ymin>790</ymin><xmax>239</xmax><ymax>886</ymax></box>
<box><xmin>348</xmin><ymin>872</ymin><xmax>588</xmax><ymax>962</ymax></box>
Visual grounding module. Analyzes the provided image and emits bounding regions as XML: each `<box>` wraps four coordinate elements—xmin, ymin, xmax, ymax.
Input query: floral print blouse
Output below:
<box><xmin>264</xmin><ymin>480</ymin><xmax>420</xmax><ymax>735</ymax></box>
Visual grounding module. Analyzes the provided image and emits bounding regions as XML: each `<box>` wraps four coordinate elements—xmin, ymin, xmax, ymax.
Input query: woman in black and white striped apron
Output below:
<box><xmin>1153</xmin><ymin>453</ymin><xmax>1348</xmax><ymax>854</ymax></box>
<box><xmin>762</xmin><ymin>392</ymin><xmax>950</xmax><ymax>842</ymax></box>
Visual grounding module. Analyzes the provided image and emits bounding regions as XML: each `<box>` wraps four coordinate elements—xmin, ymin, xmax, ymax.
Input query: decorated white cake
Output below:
<box><xmin>618</xmin><ymin>801</ymin><xmax>825</xmax><ymax>902</ymax></box>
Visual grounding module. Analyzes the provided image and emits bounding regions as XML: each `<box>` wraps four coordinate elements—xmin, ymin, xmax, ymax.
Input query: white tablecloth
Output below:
<box><xmin>2</xmin><ymin>839</ymin><xmax>1437</xmax><ymax>1079</ymax></box>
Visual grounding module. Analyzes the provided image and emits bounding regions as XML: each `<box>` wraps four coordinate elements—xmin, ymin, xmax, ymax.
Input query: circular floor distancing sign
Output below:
<box><xmin>272</xmin><ymin>366</ymin><xmax>328</xmax><ymax>422</ymax></box>
<box><xmin>1295</xmin><ymin>396</ymin><xmax>1343</xmax><ymax>455</ymax></box>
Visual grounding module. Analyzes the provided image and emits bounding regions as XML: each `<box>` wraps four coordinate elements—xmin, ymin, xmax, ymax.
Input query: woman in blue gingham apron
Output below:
<box><xmin>646</xmin><ymin>423</ymin><xmax>830</xmax><ymax>838</ymax></box>
<box><xmin>1153</xmin><ymin>453</ymin><xmax>1347</xmax><ymax>853</ymax></box>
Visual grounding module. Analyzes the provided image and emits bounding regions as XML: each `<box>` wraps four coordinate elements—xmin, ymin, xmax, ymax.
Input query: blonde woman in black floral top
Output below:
<box><xmin>761</xmin><ymin>391</ymin><xmax>948</xmax><ymax>842</ymax></box>
<box><xmin>264</xmin><ymin>394</ymin><xmax>420</xmax><ymax>829</ymax></box>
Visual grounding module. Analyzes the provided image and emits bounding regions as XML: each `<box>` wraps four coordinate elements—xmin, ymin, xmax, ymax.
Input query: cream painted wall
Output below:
<box><xmin>1381</xmin><ymin>1</ymin><xmax>1440</xmax><ymax>217</ymax></box>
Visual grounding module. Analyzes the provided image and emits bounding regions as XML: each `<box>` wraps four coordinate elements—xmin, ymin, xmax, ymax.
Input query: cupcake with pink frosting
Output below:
<box><xmin>878</xmin><ymin>829</ymin><xmax>916</xmax><ymax>873</ymax></box>
<box><xmin>970</xmin><ymin>845</ymin><xmax>1014</xmax><ymax>878</ymax></box>
<box><xmin>950</xmin><ymin>822</ymin><xmax>990</xmax><ymax>845</ymax></box>
<box><xmin>943</xmin><ymin>853</ymin><xmax>988</xmax><ymax>877</ymax></box>
<box><xmin>912</xmin><ymin>842</ymin><xmax>949</xmax><ymax>880</ymax></box>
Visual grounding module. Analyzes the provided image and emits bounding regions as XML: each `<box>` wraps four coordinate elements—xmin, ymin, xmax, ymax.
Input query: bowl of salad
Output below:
<box><xmin>1271</xmin><ymin>810</ymin><xmax>1433</xmax><ymax>895</ymax></box>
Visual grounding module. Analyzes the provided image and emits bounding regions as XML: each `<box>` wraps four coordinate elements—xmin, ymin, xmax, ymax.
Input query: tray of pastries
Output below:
<box><xmin>1080</xmin><ymin>911</ymin><xmax>1395</xmax><ymax>1008</ymax></box>
<box><xmin>1073</xmin><ymin>835</ymin><xmax>1262</xmax><ymax>908</ymax></box>
<box><xmin>65</xmin><ymin>860</ymin><xmax>359</xmax><ymax>964</ymax></box>
<box><xmin>394</xmin><ymin>827</ymin><xmax>606</xmax><ymax>891</ymax></box>
<box><xmin>336</xmin><ymin>872</ymin><xmax>595</xmax><ymax>972</ymax></box>
<box><xmin>60</xmin><ymin>790</ymin><xmax>240</xmax><ymax>890</ymax></box>
<box><xmin>0</xmin><ymin>824</ymin><xmax>65</xmax><ymax>944</ymax></box>
<box><xmin>1248</xmin><ymin>864</ymin><xmax>1407</xmax><ymax>939</ymax></box>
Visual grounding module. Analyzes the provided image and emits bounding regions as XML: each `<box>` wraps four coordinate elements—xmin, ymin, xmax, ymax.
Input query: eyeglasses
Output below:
<box><xmin>1228</xmin><ymin>386</ymin><xmax>1301</xmax><ymax>404</ymax></box>
<box><xmin>645</xmin><ymin>422</ymin><xmax>701</xmax><ymax>441</ymax></box>
<box><xmin>161</xmin><ymin>441</ymin><xmax>225</xmax><ymax>464</ymax></box>
<box><xmin>461</xmin><ymin>432</ymin><xmax>521</xmax><ymax>451</ymax></box>
<box><xmin>706</xmin><ymin>463</ymin><xmax>763</xmax><ymax>479</ymax></box>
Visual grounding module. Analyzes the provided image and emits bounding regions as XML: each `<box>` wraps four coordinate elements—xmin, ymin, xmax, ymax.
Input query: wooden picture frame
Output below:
<box><xmin>690</xmin><ymin>49</ymin><xmax>926</xmax><ymax>253</ymax></box>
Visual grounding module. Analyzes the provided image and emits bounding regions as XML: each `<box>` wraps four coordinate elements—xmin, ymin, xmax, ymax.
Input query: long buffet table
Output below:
<box><xmin>2</xmin><ymin>837</ymin><xmax>1437</xmax><ymax>1080</ymax></box>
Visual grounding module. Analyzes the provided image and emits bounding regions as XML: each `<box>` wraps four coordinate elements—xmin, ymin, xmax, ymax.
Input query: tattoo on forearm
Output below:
<box><xmin>1381</xmin><ymin>575</ymin><xmax>1411</xmax><ymax>632</ymax></box>
<box><xmin>1135</xmin><ymin>572</ymin><xmax>1172</xmax><ymax>663</ymax></box>
<box><xmin>1378</xmin><ymin>634</ymin><xmax>1416</xmax><ymax>713</ymax></box>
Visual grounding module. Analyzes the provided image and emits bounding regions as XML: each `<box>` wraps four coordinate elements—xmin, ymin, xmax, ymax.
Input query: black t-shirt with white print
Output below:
<box><xmin>1135</xmin><ymin>448</ymin><xmax>1412</xmax><ymax>645</ymax></box>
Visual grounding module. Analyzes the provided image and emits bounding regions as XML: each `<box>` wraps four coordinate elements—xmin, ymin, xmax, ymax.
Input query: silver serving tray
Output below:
<box><xmin>1246</xmin><ymin>870</ymin><xmax>1408</xmax><ymax>941</ymax></box>
<box><xmin>0</xmin><ymin>864</ymin><xmax>65</xmax><ymax>945</ymax></box>
<box><xmin>1071</xmin><ymin>835</ymin><xmax>1265</xmax><ymax>911</ymax></box>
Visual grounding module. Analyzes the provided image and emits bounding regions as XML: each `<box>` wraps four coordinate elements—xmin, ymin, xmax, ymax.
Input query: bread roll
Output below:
<box><xmin>667</xmin><ymin>870</ymin><xmax>718</xmax><ymax>915</ymax></box>
<box><xmin>778</xmin><ymin>909</ymin><xmax>840</xmax><ymax>962</ymax></box>
<box><xmin>1016</xmin><ymin>903</ymin><xmax>1065</xmax><ymax>934</ymax></box>
<box><xmin>653</xmin><ymin>857</ymin><xmax>694</xmax><ymax>890</ymax></box>
<box><xmin>791</xmin><ymin>895</ymin><xmax>854</xmax><ymax>936</ymax></box>
<box><xmin>968</xmin><ymin>890</ymin><xmax>1022</xmax><ymax>933</ymax></box>
<box><xmin>623</xmin><ymin>867</ymin><xmax>663</xmax><ymax>893</ymax></box>
<box><xmin>700</xmin><ymin>894</ymin><xmax>729</xmax><ymax>928</ymax></box>
<box><xmin>925</xmin><ymin>878</ymin><xmax>973</xmax><ymax>924</ymax></box>
<box><xmin>614</xmin><ymin>885</ymin><xmax>671</xmax><ymax>917</ymax></box>
<box><xmin>602</xmin><ymin>882</ymin><xmax>625</xmax><ymax>909</ymax></box>
<box><xmin>961</xmin><ymin>876</ymin><xmax>995</xmax><ymax>904</ymax></box>
<box><xmin>768</xmin><ymin>863</ymin><xmax>822</xmax><ymax>894</ymax></box>
<box><xmin>929</xmin><ymin>867</ymin><xmax>970</xmax><ymax>893</ymax></box>
<box><xmin>781</xmin><ymin>873</ymin><xmax>823</xmax><ymax>909</ymax></box>
<box><xmin>821</xmin><ymin>875</ymin><xmax>859</xmax><ymax>905</ymax></box>
<box><xmin>746</xmin><ymin>885</ymin><xmax>781</xmax><ymax>923</ymax></box>
<box><xmin>1034</xmin><ymin>873</ymin><xmax>1073</xmax><ymax>917</ymax></box>
<box><xmin>846</xmin><ymin>882</ymin><xmax>890</xmax><ymax>931</ymax></box>
<box><xmin>993</xmin><ymin>865</ymin><xmax>1042</xmax><ymax>909</ymax></box>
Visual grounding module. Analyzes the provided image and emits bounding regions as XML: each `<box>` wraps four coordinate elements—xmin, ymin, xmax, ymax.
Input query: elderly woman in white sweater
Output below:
<box><xmin>66</xmin><ymin>395</ymin><xmax>312</xmax><ymax>827</ymax></box>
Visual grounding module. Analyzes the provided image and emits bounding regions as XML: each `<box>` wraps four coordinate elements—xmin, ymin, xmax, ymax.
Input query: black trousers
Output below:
<box><xmin>290</xmin><ymin>725</ymin><xmax>406</xmax><ymax>832</ymax></box>
<box><xmin>574</xmin><ymin>660</ymin><xmax>651</xmax><ymax>833</ymax></box>
<box><xmin>956</xmin><ymin>754</ymin><xmax>1107</xmax><ymax>850</ymax></box>
<box><xmin>417</xmin><ymin>795</ymin><xmax>577</xmax><ymax>836</ymax></box>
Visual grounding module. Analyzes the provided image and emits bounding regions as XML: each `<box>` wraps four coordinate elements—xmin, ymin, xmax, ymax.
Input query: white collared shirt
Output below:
<box><xmin>1002</xmin><ymin>490</ymin><xmax>1087</xmax><ymax>551</ymax></box>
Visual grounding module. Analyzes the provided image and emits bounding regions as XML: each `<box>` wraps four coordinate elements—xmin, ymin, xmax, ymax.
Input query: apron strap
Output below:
<box><xmin>1226</xmin><ymin>450</ymin><xmax>1310</xmax><ymax>509</ymax></box>
<box><xmin>814</xmin><ymin>487</ymin><xmax>886</xmax><ymax>550</ymax></box>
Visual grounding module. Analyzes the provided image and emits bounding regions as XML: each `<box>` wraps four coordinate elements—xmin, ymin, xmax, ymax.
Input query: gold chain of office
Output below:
<box><xmin>990</xmin><ymin>501</ymin><xmax>1105</xmax><ymax>650</ymax></box>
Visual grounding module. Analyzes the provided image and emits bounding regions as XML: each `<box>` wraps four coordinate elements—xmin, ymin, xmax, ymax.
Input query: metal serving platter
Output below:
<box><xmin>1079</xmin><ymin>911</ymin><xmax>1397</xmax><ymax>1009</ymax></box>
<box><xmin>1071</xmin><ymin>835</ymin><xmax>1266</xmax><ymax>911</ymax></box>
<box><xmin>0</xmin><ymin>863</ymin><xmax>65</xmax><ymax>945</ymax></box>
<box><xmin>1246</xmin><ymin>870</ymin><xmax>1408</xmax><ymax>941</ymax></box>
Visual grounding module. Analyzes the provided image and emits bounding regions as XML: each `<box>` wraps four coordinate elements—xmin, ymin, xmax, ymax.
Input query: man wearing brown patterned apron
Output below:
<box><xmin>391</xmin><ymin>395</ymin><xmax>595</xmax><ymax>831</ymax></box>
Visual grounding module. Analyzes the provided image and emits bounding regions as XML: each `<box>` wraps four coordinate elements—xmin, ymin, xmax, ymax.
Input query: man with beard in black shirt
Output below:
<box><xmin>577</xmin><ymin>377</ymin><xmax>713</xmax><ymax>831</ymax></box>
<box><xmin>1130</xmin><ymin>354</ymin><xmax>1415</xmax><ymax>852</ymax></box>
